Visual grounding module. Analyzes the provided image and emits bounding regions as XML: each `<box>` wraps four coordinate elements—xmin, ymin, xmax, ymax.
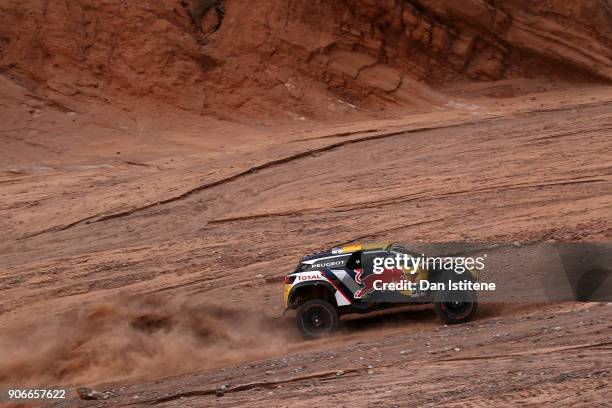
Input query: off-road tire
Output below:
<box><xmin>296</xmin><ymin>299</ymin><xmax>338</xmax><ymax>339</ymax></box>
<box><xmin>433</xmin><ymin>270</ymin><xmax>478</xmax><ymax>324</ymax></box>
<box><xmin>434</xmin><ymin>290</ymin><xmax>478</xmax><ymax>324</ymax></box>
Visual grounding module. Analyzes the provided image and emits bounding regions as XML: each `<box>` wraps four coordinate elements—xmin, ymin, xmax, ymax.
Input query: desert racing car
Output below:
<box><xmin>284</xmin><ymin>243</ymin><xmax>479</xmax><ymax>338</ymax></box>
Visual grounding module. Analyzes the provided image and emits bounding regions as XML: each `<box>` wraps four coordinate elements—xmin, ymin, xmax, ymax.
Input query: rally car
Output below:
<box><xmin>283</xmin><ymin>243</ymin><xmax>479</xmax><ymax>338</ymax></box>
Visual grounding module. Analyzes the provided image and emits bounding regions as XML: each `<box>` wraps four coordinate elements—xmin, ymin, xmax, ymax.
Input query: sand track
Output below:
<box><xmin>0</xmin><ymin>85</ymin><xmax>611</xmax><ymax>407</ymax></box>
<box><xmin>44</xmin><ymin>303</ymin><xmax>612</xmax><ymax>407</ymax></box>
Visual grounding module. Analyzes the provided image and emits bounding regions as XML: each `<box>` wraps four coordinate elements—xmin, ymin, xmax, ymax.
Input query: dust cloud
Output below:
<box><xmin>0</xmin><ymin>295</ymin><xmax>296</xmax><ymax>388</ymax></box>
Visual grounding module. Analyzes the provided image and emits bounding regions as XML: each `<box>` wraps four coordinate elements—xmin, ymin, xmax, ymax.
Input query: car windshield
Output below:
<box><xmin>389</xmin><ymin>244</ymin><xmax>420</xmax><ymax>257</ymax></box>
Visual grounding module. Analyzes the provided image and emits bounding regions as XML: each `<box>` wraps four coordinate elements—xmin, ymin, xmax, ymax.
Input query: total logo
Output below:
<box><xmin>297</xmin><ymin>273</ymin><xmax>323</xmax><ymax>281</ymax></box>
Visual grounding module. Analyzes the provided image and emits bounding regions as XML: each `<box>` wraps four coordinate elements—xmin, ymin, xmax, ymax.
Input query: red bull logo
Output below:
<box><xmin>354</xmin><ymin>267</ymin><xmax>407</xmax><ymax>299</ymax></box>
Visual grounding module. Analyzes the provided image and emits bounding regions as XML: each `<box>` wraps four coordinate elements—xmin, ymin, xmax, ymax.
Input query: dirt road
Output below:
<box><xmin>51</xmin><ymin>303</ymin><xmax>612</xmax><ymax>407</ymax></box>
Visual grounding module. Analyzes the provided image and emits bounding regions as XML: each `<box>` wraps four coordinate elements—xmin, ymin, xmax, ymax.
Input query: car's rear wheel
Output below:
<box><xmin>434</xmin><ymin>299</ymin><xmax>478</xmax><ymax>324</ymax></box>
<box><xmin>296</xmin><ymin>299</ymin><xmax>338</xmax><ymax>339</ymax></box>
<box><xmin>433</xmin><ymin>271</ymin><xmax>479</xmax><ymax>324</ymax></box>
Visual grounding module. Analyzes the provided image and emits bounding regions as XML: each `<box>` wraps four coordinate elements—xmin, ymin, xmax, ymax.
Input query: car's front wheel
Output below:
<box><xmin>296</xmin><ymin>299</ymin><xmax>338</xmax><ymax>339</ymax></box>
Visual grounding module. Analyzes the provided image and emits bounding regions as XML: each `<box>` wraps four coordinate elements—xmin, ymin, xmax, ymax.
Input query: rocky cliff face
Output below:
<box><xmin>0</xmin><ymin>0</ymin><xmax>610</xmax><ymax>119</ymax></box>
<box><xmin>344</xmin><ymin>0</ymin><xmax>612</xmax><ymax>81</ymax></box>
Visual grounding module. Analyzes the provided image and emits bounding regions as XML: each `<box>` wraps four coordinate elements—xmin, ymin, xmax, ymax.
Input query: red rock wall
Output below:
<box><xmin>0</xmin><ymin>0</ymin><xmax>610</xmax><ymax>118</ymax></box>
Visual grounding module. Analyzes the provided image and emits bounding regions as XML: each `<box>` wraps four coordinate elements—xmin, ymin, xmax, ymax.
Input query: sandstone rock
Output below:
<box><xmin>505</xmin><ymin>12</ymin><xmax>612</xmax><ymax>80</ymax></box>
<box><xmin>402</xmin><ymin>4</ymin><xmax>420</xmax><ymax>29</ymax></box>
<box><xmin>467</xmin><ymin>47</ymin><xmax>506</xmax><ymax>79</ymax></box>
<box><xmin>431</xmin><ymin>26</ymin><xmax>451</xmax><ymax>53</ymax></box>
<box><xmin>77</xmin><ymin>387</ymin><xmax>113</xmax><ymax>400</ymax></box>
<box><xmin>0</xmin><ymin>0</ymin><xmax>609</xmax><ymax>121</ymax></box>
<box><xmin>357</xmin><ymin>64</ymin><xmax>402</xmax><ymax>92</ymax></box>
<box><xmin>452</xmin><ymin>32</ymin><xmax>478</xmax><ymax>60</ymax></box>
